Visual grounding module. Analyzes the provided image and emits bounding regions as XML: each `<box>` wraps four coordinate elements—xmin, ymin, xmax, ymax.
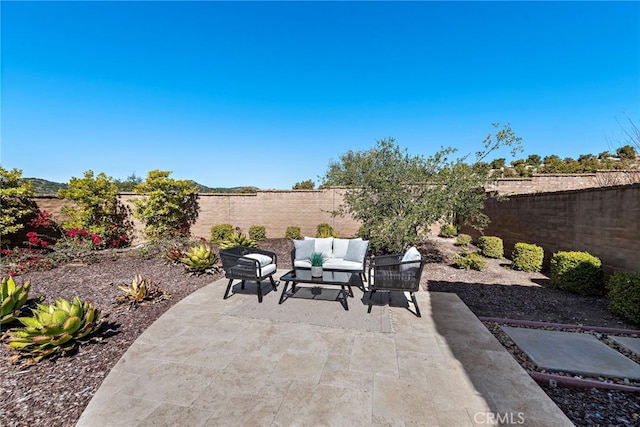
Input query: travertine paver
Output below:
<box><xmin>502</xmin><ymin>326</ymin><xmax>640</xmax><ymax>380</ymax></box>
<box><xmin>77</xmin><ymin>272</ymin><xmax>573</xmax><ymax>426</ymax></box>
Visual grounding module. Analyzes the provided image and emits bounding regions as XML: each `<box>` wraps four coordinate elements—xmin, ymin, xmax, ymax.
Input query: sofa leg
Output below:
<box><xmin>223</xmin><ymin>279</ymin><xmax>234</xmax><ymax>300</ymax></box>
<box><xmin>257</xmin><ymin>281</ymin><xmax>263</xmax><ymax>303</ymax></box>
<box><xmin>241</xmin><ymin>280</ymin><xmax>245</xmax><ymax>290</ymax></box>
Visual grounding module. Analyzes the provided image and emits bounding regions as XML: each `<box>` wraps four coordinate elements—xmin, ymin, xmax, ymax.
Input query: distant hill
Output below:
<box><xmin>26</xmin><ymin>178</ymin><xmax>68</xmax><ymax>195</ymax></box>
<box><xmin>25</xmin><ymin>177</ymin><xmax>258</xmax><ymax>195</ymax></box>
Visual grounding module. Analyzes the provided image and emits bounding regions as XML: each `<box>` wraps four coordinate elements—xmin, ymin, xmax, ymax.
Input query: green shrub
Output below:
<box><xmin>453</xmin><ymin>252</ymin><xmax>487</xmax><ymax>271</ymax></box>
<box><xmin>511</xmin><ymin>242</ymin><xmax>544</xmax><ymax>272</ymax></box>
<box><xmin>607</xmin><ymin>271</ymin><xmax>640</xmax><ymax>325</ymax></box>
<box><xmin>285</xmin><ymin>226</ymin><xmax>302</xmax><ymax>240</ymax></box>
<box><xmin>210</xmin><ymin>224</ymin><xmax>234</xmax><ymax>244</ymax></box>
<box><xmin>132</xmin><ymin>170</ymin><xmax>199</xmax><ymax>239</ymax></box>
<box><xmin>316</xmin><ymin>223</ymin><xmax>338</xmax><ymax>238</ymax></box>
<box><xmin>439</xmin><ymin>224</ymin><xmax>458</xmax><ymax>238</ymax></box>
<box><xmin>0</xmin><ymin>166</ymin><xmax>35</xmax><ymax>237</ymax></box>
<box><xmin>219</xmin><ymin>232</ymin><xmax>258</xmax><ymax>249</ymax></box>
<box><xmin>455</xmin><ymin>234</ymin><xmax>472</xmax><ymax>246</ymax></box>
<box><xmin>550</xmin><ymin>251</ymin><xmax>604</xmax><ymax>295</ymax></box>
<box><xmin>477</xmin><ymin>236</ymin><xmax>503</xmax><ymax>259</ymax></box>
<box><xmin>248</xmin><ymin>225</ymin><xmax>266</xmax><ymax>242</ymax></box>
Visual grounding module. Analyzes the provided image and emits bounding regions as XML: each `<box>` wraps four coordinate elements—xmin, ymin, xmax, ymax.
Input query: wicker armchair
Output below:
<box><xmin>367</xmin><ymin>249</ymin><xmax>425</xmax><ymax>317</ymax></box>
<box><xmin>219</xmin><ymin>246</ymin><xmax>278</xmax><ymax>303</ymax></box>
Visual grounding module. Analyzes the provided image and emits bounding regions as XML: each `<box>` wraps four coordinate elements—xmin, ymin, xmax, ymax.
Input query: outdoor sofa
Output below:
<box><xmin>291</xmin><ymin>236</ymin><xmax>369</xmax><ymax>282</ymax></box>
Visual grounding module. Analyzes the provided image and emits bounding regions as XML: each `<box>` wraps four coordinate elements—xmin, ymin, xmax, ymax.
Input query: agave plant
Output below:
<box><xmin>1</xmin><ymin>277</ymin><xmax>31</xmax><ymax>325</ymax></box>
<box><xmin>3</xmin><ymin>296</ymin><xmax>103</xmax><ymax>365</ymax></box>
<box><xmin>116</xmin><ymin>275</ymin><xmax>170</xmax><ymax>306</ymax></box>
<box><xmin>163</xmin><ymin>244</ymin><xmax>185</xmax><ymax>264</ymax></box>
<box><xmin>218</xmin><ymin>232</ymin><xmax>258</xmax><ymax>250</ymax></box>
<box><xmin>181</xmin><ymin>244</ymin><xmax>220</xmax><ymax>275</ymax></box>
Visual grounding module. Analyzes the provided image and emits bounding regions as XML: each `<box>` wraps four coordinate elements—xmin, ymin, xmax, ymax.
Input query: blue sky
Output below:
<box><xmin>2</xmin><ymin>1</ymin><xmax>639</xmax><ymax>189</ymax></box>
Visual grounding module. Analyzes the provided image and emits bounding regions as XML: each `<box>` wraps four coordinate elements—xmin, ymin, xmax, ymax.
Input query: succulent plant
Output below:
<box><xmin>309</xmin><ymin>252</ymin><xmax>325</xmax><ymax>267</ymax></box>
<box><xmin>181</xmin><ymin>243</ymin><xmax>220</xmax><ymax>275</ymax></box>
<box><xmin>163</xmin><ymin>244</ymin><xmax>185</xmax><ymax>264</ymax></box>
<box><xmin>218</xmin><ymin>232</ymin><xmax>258</xmax><ymax>250</ymax></box>
<box><xmin>3</xmin><ymin>296</ymin><xmax>103</xmax><ymax>365</ymax></box>
<box><xmin>1</xmin><ymin>277</ymin><xmax>31</xmax><ymax>325</ymax></box>
<box><xmin>116</xmin><ymin>275</ymin><xmax>170</xmax><ymax>305</ymax></box>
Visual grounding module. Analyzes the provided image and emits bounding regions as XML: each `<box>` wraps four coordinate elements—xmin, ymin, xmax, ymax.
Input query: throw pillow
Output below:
<box><xmin>344</xmin><ymin>239</ymin><xmax>369</xmax><ymax>263</ymax></box>
<box><xmin>332</xmin><ymin>238</ymin><xmax>350</xmax><ymax>259</ymax></box>
<box><xmin>401</xmin><ymin>246</ymin><xmax>422</xmax><ymax>263</ymax></box>
<box><xmin>294</xmin><ymin>239</ymin><xmax>315</xmax><ymax>261</ymax></box>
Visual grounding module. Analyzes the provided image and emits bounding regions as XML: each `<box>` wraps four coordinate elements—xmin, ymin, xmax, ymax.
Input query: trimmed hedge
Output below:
<box><xmin>550</xmin><ymin>251</ymin><xmax>604</xmax><ymax>295</ymax></box>
<box><xmin>248</xmin><ymin>225</ymin><xmax>266</xmax><ymax>242</ymax></box>
<box><xmin>316</xmin><ymin>223</ymin><xmax>338</xmax><ymax>238</ymax></box>
<box><xmin>439</xmin><ymin>224</ymin><xmax>458</xmax><ymax>238</ymax></box>
<box><xmin>285</xmin><ymin>226</ymin><xmax>301</xmax><ymax>240</ymax></box>
<box><xmin>210</xmin><ymin>224</ymin><xmax>234</xmax><ymax>244</ymax></box>
<box><xmin>455</xmin><ymin>234</ymin><xmax>472</xmax><ymax>247</ymax></box>
<box><xmin>607</xmin><ymin>271</ymin><xmax>640</xmax><ymax>325</ymax></box>
<box><xmin>511</xmin><ymin>242</ymin><xmax>544</xmax><ymax>272</ymax></box>
<box><xmin>477</xmin><ymin>236</ymin><xmax>503</xmax><ymax>259</ymax></box>
<box><xmin>453</xmin><ymin>252</ymin><xmax>487</xmax><ymax>271</ymax></box>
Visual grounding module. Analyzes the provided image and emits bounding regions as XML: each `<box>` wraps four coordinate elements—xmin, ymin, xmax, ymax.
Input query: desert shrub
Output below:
<box><xmin>511</xmin><ymin>242</ymin><xmax>544</xmax><ymax>272</ymax></box>
<box><xmin>477</xmin><ymin>236</ymin><xmax>503</xmax><ymax>259</ymax></box>
<box><xmin>455</xmin><ymin>234</ymin><xmax>472</xmax><ymax>246</ymax></box>
<box><xmin>248</xmin><ymin>225</ymin><xmax>266</xmax><ymax>242</ymax></box>
<box><xmin>57</xmin><ymin>170</ymin><xmax>133</xmax><ymax>248</ymax></box>
<box><xmin>285</xmin><ymin>226</ymin><xmax>302</xmax><ymax>240</ymax></box>
<box><xmin>132</xmin><ymin>170</ymin><xmax>199</xmax><ymax>239</ymax></box>
<box><xmin>550</xmin><ymin>251</ymin><xmax>604</xmax><ymax>295</ymax></box>
<box><xmin>210</xmin><ymin>224</ymin><xmax>234</xmax><ymax>243</ymax></box>
<box><xmin>607</xmin><ymin>271</ymin><xmax>640</xmax><ymax>325</ymax></box>
<box><xmin>453</xmin><ymin>252</ymin><xmax>487</xmax><ymax>271</ymax></box>
<box><xmin>316</xmin><ymin>223</ymin><xmax>338</xmax><ymax>238</ymax></box>
<box><xmin>439</xmin><ymin>224</ymin><xmax>458</xmax><ymax>238</ymax></box>
<box><xmin>219</xmin><ymin>232</ymin><xmax>258</xmax><ymax>249</ymax></box>
<box><xmin>0</xmin><ymin>167</ymin><xmax>36</xmax><ymax>238</ymax></box>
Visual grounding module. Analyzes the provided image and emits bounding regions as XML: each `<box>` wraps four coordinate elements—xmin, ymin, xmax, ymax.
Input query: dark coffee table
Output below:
<box><xmin>279</xmin><ymin>269</ymin><xmax>356</xmax><ymax>310</ymax></box>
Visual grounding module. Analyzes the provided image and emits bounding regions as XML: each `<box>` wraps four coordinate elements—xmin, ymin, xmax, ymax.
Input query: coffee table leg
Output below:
<box><xmin>341</xmin><ymin>284</ymin><xmax>349</xmax><ymax>311</ymax></box>
<box><xmin>279</xmin><ymin>281</ymin><xmax>290</xmax><ymax>304</ymax></box>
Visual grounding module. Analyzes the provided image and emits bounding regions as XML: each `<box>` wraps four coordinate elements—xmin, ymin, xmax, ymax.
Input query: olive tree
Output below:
<box><xmin>322</xmin><ymin>124</ymin><xmax>522</xmax><ymax>253</ymax></box>
<box><xmin>132</xmin><ymin>170</ymin><xmax>199</xmax><ymax>239</ymax></box>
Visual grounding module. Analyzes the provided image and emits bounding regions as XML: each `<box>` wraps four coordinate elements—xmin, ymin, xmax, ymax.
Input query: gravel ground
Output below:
<box><xmin>1</xmin><ymin>237</ymin><xmax>639</xmax><ymax>426</ymax></box>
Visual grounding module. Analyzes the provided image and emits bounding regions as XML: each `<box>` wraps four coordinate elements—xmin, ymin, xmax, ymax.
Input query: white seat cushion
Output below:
<box><xmin>244</xmin><ymin>253</ymin><xmax>272</xmax><ymax>267</ymax></box>
<box><xmin>258</xmin><ymin>263</ymin><xmax>277</xmax><ymax>277</ymax></box>
<box><xmin>402</xmin><ymin>246</ymin><xmax>421</xmax><ymax>262</ymax></box>
<box><xmin>323</xmin><ymin>258</ymin><xmax>363</xmax><ymax>271</ymax></box>
<box><xmin>294</xmin><ymin>259</ymin><xmax>312</xmax><ymax>268</ymax></box>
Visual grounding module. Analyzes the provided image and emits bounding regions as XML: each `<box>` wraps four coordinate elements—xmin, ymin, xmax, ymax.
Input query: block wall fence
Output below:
<box><xmin>33</xmin><ymin>188</ymin><xmax>362</xmax><ymax>241</ymax></box>
<box><xmin>461</xmin><ymin>183</ymin><xmax>640</xmax><ymax>273</ymax></box>
<box><xmin>32</xmin><ymin>180</ymin><xmax>640</xmax><ymax>272</ymax></box>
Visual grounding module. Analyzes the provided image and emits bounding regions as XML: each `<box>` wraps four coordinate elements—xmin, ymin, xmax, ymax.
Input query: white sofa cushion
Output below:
<box><xmin>305</xmin><ymin>236</ymin><xmax>334</xmax><ymax>258</ymax></box>
<box><xmin>344</xmin><ymin>239</ymin><xmax>369</xmax><ymax>262</ymax></box>
<box><xmin>293</xmin><ymin>239</ymin><xmax>315</xmax><ymax>261</ymax></box>
<box><xmin>259</xmin><ymin>263</ymin><xmax>277</xmax><ymax>276</ymax></box>
<box><xmin>294</xmin><ymin>259</ymin><xmax>313</xmax><ymax>268</ymax></box>
<box><xmin>323</xmin><ymin>258</ymin><xmax>363</xmax><ymax>271</ymax></box>
<box><xmin>244</xmin><ymin>253</ymin><xmax>272</xmax><ymax>267</ymax></box>
<box><xmin>332</xmin><ymin>238</ymin><xmax>350</xmax><ymax>259</ymax></box>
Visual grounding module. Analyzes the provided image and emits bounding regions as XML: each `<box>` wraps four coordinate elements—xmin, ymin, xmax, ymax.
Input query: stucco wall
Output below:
<box><xmin>462</xmin><ymin>183</ymin><xmax>640</xmax><ymax>273</ymax></box>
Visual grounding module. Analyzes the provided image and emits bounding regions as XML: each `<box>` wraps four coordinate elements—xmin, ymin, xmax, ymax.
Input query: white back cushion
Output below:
<box><xmin>332</xmin><ymin>238</ymin><xmax>350</xmax><ymax>259</ymax></box>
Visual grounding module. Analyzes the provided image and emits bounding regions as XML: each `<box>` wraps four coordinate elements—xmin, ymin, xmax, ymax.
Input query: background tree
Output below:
<box><xmin>115</xmin><ymin>173</ymin><xmax>143</xmax><ymax>192</ymax></box>
<box><xmin>0</xmin><ymin>166</ymin><xmax>36</xmax><ymax>237</ymax></box>
<box><xmin>57</xmin><ymin>170</ymin><xmax>133</xmax><ymax>247</ymax></box>
<box><xmin>292</xmin><ymin>179</ymin><xmax>315</xmax><ymax>190</ymax></box>
<box><xmin>616</xmin><ymin>144</ymin><xmax>637</xmax><ymax>160</ymax></box>
<box><xmin>132</xmin><ymin>170</ymin><xmax>199</xmax><ymax>239</ymax></box>
<box><xmin>323</xmin><ymin>124</ymin><xmax>523</xmax><ymax>253</ymax></box>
